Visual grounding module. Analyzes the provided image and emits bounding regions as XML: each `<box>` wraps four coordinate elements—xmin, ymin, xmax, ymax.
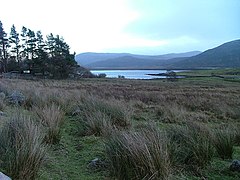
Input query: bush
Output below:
<box><xmin>98</xmin><ymin>73</ymin><xmax>107</xmax><ymax>78</ymax></box>
<box><xmin>105</xmin><ymin>125</ymin><xmax>171</xmax><ymax>179</ymax></box>
<box><xmin>0</xmin><ymin>114</ymin><xmax>46</xmax><ymax>179</ymax></box>
<box><xmin>34</xmin><ymin>103</ymin><xmax>65</xmax><ymax>144</ymax></box>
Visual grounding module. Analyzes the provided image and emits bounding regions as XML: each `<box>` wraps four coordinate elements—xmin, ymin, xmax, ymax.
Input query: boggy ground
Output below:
<box><xmin>0</xmin><ymin>70</ymin><xmax>240</xmax><ymax>179</ymax></box>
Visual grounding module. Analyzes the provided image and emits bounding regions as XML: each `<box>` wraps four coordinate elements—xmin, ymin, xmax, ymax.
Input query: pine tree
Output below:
<box><xmin>26</xmin><ymin>29</ymin><xmax>36</xmax><ymax>60</ymax></box>
<box><xmin>9</xmin><ymin>24</ymin><xmax>21</xmax><ymax>69</ymax></box>
<box><xmin>46</xmin><ymin>34</ymin><xmax>77</xmax><ymax>78</ymax></box>
<box><xmin>0</xmin><ymin>21</ymin><xmax>9</xmax><ymax>72</ymax></box>
<box><xmin>33</xmin><ymin>30</ymin><xmax>48</xmax><ymax>75</ymax></box>
<box><xmin>20</xmin><ymin>26</ymin><xmax>28</xmax><ymax>62</ymax></box>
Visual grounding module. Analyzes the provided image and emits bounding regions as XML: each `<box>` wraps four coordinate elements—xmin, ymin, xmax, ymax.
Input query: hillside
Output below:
<box><xmin>75</xmin><ymin>53</ymin><xmax>131</xmax><ymax>66</ymax></box>
<box><xmin>169</xmin><ymin>39</ymin><xmax>240</xmax><ymax>69</ymax></box>
<box><xmin>75</xmin><ymin>51</ymin><xmax>201</xmax><ymax>69</ymax></box>
<box><xmin>75</xmin><ymin>39</ymin><xmax>240</xmax><ymax>70</ymax></box>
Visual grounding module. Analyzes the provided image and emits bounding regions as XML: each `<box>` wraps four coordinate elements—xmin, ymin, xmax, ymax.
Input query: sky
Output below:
<box><xmin>0</xmin><ymin>0</ymin><xmax>239</xmax><ymax>55</ymax></box>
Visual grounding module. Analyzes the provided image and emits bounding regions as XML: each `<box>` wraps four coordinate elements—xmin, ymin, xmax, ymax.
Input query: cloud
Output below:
<box><xmin>125</xmin><ymin>0</ymin><xmax>240</xmax><ymax>41</ymax></box>
<box><xmin>0</xmin><ymin>0</ymin><xmax>239</xmax><ymax>54</ymax></box>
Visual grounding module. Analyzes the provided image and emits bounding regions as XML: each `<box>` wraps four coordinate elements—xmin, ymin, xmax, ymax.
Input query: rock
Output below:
<box><xmin>0</xmin><ymin>172</ymin><xmax>11</xmax><ymax>180</ymax></box>
<box><xmin>71</xmin><ymin>107</ymin><xmax>81</xmax><ymax>116</ymax></box>
<box><xmin>7</xmin><ymin>91</ymin><xmax>25</xmax><ymax>105</ymax></box>
<box><xmin>230</xmin><ymin>160</ymin><xmax>240</xmax><ymax>172</ymax></box>
<box><xmin>88</xmin><ymin>158</ymin><xmax>107</xmax><ymax>169</ymax></box>
<box><xmin>0</xmin><ymin>111</ymin><xmax>6</xmax><ymax>116</ymax></box>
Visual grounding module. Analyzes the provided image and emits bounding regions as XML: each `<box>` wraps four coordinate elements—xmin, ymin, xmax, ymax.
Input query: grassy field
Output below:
<box><xmin>0</xmin><ymin>69</ymin><xmax>240</xmax><ymax>179</ymax></box>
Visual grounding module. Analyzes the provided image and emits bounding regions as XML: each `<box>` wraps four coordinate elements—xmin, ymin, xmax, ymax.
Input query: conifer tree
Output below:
<box><xmin>0</xmin><ymin>21</ymin><xmax>9</xmax><ymax>72</ymax></box>
<box><xmin>9</xmin><ymin>24</ymin><xmax>20</xmax><ymax>68</ymax></box>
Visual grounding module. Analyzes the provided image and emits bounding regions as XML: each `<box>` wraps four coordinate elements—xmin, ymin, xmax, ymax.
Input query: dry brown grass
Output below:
<box><xmin>0</xmin><ymin>113</ymin><xmax>47</xmax><ymax>180</ymax></box>
<box><xmin>1</xmin><ymin>78</ymin><xmax>239</xmax><ymax>125</ymax></box>
<box><xmin>33</xmin><ymin>103</ymin><xmax>65</xmax><ymax>144</ymax></box>
<box><xmin>105</xmin><ymin>125</ymin><xmax>171</xmax><ymax>180</ymax></box>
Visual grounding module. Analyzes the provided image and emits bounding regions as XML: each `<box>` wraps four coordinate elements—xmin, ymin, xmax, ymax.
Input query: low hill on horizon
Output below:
<box><xmin>75</xmin><ymin>39</ymin><xmax>240</xmax><ymax>70</ymax></box>
<box><xmin>75</xmin><ymin>51</ymin><xmax>201</xmax><ymax>69</ymax></box>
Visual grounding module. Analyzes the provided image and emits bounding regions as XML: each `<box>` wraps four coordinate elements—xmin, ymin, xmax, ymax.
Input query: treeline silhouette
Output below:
<box><xmin>0</xmin><ymin>21</ymin><xmax>78</xmax><ymax>79</ymax></box>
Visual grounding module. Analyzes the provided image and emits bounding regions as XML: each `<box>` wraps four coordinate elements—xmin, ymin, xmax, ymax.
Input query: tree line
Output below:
<box><xmin>0</xmin><ymin>20</ymin><xmax>78</xmax><ymax>79</ymax></box>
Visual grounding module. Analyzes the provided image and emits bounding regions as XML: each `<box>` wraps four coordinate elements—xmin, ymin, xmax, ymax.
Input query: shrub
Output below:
<box><xmin>34</xmin><ymin>103</ymin><xmax>65</xmax><ymax>144</ymax></box>
<box><xmin>98</xmin><ymin>73</ymin><xmax>107</xmax><ymax>78</ymax></box>
<box><xmin>0</xmin><ymin>114</ymin><xmax>46</xmax><ymax>179</ymax></box>
<box><xmin>105</xmin><ymin>125</ymin><xmax>171</xmax><ymax>179</ymax></box>
<box><xmin>211</xmin><ymin>128</ymin><xmax>235</xmax><ymax>159</ymax></box>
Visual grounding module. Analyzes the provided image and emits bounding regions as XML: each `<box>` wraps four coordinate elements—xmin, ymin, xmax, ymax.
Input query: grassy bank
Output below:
<box><xmin>0</xmin><ymin>69</ymin><xmax>240</xmax><ymax>179</ymax></box>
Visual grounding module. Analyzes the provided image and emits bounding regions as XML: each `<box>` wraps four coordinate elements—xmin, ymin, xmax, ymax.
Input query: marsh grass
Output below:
<box><xmin>211</xmin><ymin>128</ymin><xmax>235</xmax><ymax>159</ymax></box>
<box><xmin>82</xmin><ymin>111</ymin><xmax>113</xmax><ymax>136</ymax></box>
<box><xmin>105</xmin><ymin>125</ymin><xmax>171</xmax><ymax>180</ymax></box>
<box><xmin>77</xmin><ymin>96</ymin><xmax>132</xmax><ymax>136</ymax></box>
<box><xmin>0</xmin><ymin>98</ymin><xmax>5</xmax><ymax>111</ymax></box>
<box><xmin>0</xmin><ymin>114</ymin><xmax>46</xmax><ymax>180</ymax></box>
<box><xmin>167</xmin><ymin>122</ymin><xmax>214</xmax><ymax>173</ymax></box>
<box><xmin>0</xmin><ymin>74</ymin><xmax>239</xmax><ymax>179</ymax></box>
<box><xmin>234</xmin><ymin>124</ymin><xmax>240</xmax><ymax>145</ymax></box>
<box><xmin>34</xmin><ymin>103</ymin><xmax>65</xmax><ymax>144</ymax></box>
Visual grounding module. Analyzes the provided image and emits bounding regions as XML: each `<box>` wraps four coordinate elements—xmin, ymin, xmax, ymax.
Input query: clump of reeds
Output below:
<box><xmin>0</xmin><ymin>96</ymin><xmax>6</xmax><ymax>111</ymax></box>
<box><xmin>234</xmin><ymin>124</ymin><xmax>240</xmax><ymax>145</ymax></box>
<box><xmin>77</xmin><ymin>96</ymin><xmax>131</xmax><ymax>136</ymax></box>
<box><xmin>0</xmin><ymin>114</ymin><xmax>47</xmax><ymax>180</ymax></box>
<box><xmin>211</xmin><ymin>127</ymin><xmax>235</xmax><ymax>159</ymax></box>
<box><xmin>81</xmin><ymin>111</ymin><xmax>113</xmax><ymax>136</ymax></box>
<box><xmin>105</xmin><ymin>124</ymin><xmax>171</xmax><ymax>180</ymax></box>
<box><xmin>34</xmin><ymin>103</ymin><xmax>65</xmax><ymax>144</ymax></box>
<box><xmin>167</xmin><ymin>121</ymin><xmax>214</xmax><ymax>173</ymax></box>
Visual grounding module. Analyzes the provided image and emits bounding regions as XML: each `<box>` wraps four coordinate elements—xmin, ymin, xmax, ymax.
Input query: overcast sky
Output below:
<box><xmin>0</xmin><ymin>0</ymin><xmax>239</xmax><ymax>55</ymax></box>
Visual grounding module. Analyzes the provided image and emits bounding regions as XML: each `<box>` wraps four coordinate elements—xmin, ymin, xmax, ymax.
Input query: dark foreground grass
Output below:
<box><xmin>105</xmin><ymin>125</ymin><xmax>171</xmax><ymax>179</ymax></box>
<box><xmin>0</xmin><ymin>114</ymin><xmax>47</xmax><ymax>180</ymax></box>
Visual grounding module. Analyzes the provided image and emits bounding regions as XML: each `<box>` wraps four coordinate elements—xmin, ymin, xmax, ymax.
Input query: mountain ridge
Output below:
<box><xmin>167</xmin><ymin>39</ymin><xmax>240</xmax><ymax>68</ymax></box>
<box><xmin>75</xmin><ymin>51</ymin><xmax>201</xmax><ymax>68</ymax></box>
<box><xmin>75</xmin><ymin>39</ymin><xmax>240</xmax><ymax>69</ymax></box>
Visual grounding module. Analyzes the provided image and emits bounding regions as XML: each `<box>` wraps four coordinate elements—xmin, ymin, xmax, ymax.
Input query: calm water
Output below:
<box><xmin>91</xmin><ymin>70</ymin><xmax>183</xmax><ymax>79</ymax></box>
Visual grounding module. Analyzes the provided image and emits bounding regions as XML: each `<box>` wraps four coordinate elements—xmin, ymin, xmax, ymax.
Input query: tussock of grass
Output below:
<box><xmin>34</xmin><ymin>103</ymin><xmax>65</xmax><ymax>144</ymax></box>
<box><xmin>167</xmin><ymin>122</ymin><xmax>214</xmax><ymax>173</ymax></box>
<box><xmin>211</xmin><ymin>128</ymin><xmax>235</xmax><ymax>159</ymax></box>
<box><xmin>77</xmin><ymin>96</ymin><xmax>132</xmax><ymax>136</ymax></box>
<box><xmin>234</xmin><ymin>124</ymin><xmax>240</xmax><ymax>145</ymax></box>
<box><xmin>105</xmin><ymin>125</ymin><xmax>171</xmax><ymax>180</ymax></box>
<box><xmin>0</xmin><ymin>98</ymin><xmax>6</xmax><ymax>111</ymax></box>
<box><xmin>0</xmin><ymin>114</ymin><xmax>47</xmax><ymax>179</ymax></box>
<box><xmin>82</xmin><ymin>111</ymin><xmax>113</xmax><ymax>136</ymax></box>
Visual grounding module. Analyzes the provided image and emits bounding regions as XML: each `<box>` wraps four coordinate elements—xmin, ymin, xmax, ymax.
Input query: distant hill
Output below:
<box><xmin>75</xmin><ymin>53</ymin><xmax>131</xmax><ymax>66</ymax></box>
<box><xmin>75</xmin><ymin>51</ymin><xmax>201</xmax><ymax>69</ymax></box>
<box><xmin>168</xmin><ymin>39</ymin><xmax>240</xmax><ymax>69</ymax></box>
<box><xmin>75</xmin><ymin>39</ymin><xmax>240</xmax><ymax>70</ymax></box>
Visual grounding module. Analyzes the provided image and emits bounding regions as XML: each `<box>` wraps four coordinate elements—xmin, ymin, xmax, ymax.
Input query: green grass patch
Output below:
<box><xmin>38</xmin><ymin>116</ymin><xmax>108</xmax><ymax>179</ymax></box>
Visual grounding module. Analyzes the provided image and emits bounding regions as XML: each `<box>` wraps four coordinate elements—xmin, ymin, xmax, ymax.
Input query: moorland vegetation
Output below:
<box><xmin>0</xmin><ymin>70</ymin><xmax>240</xmax><ymax>179</ymax></box>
